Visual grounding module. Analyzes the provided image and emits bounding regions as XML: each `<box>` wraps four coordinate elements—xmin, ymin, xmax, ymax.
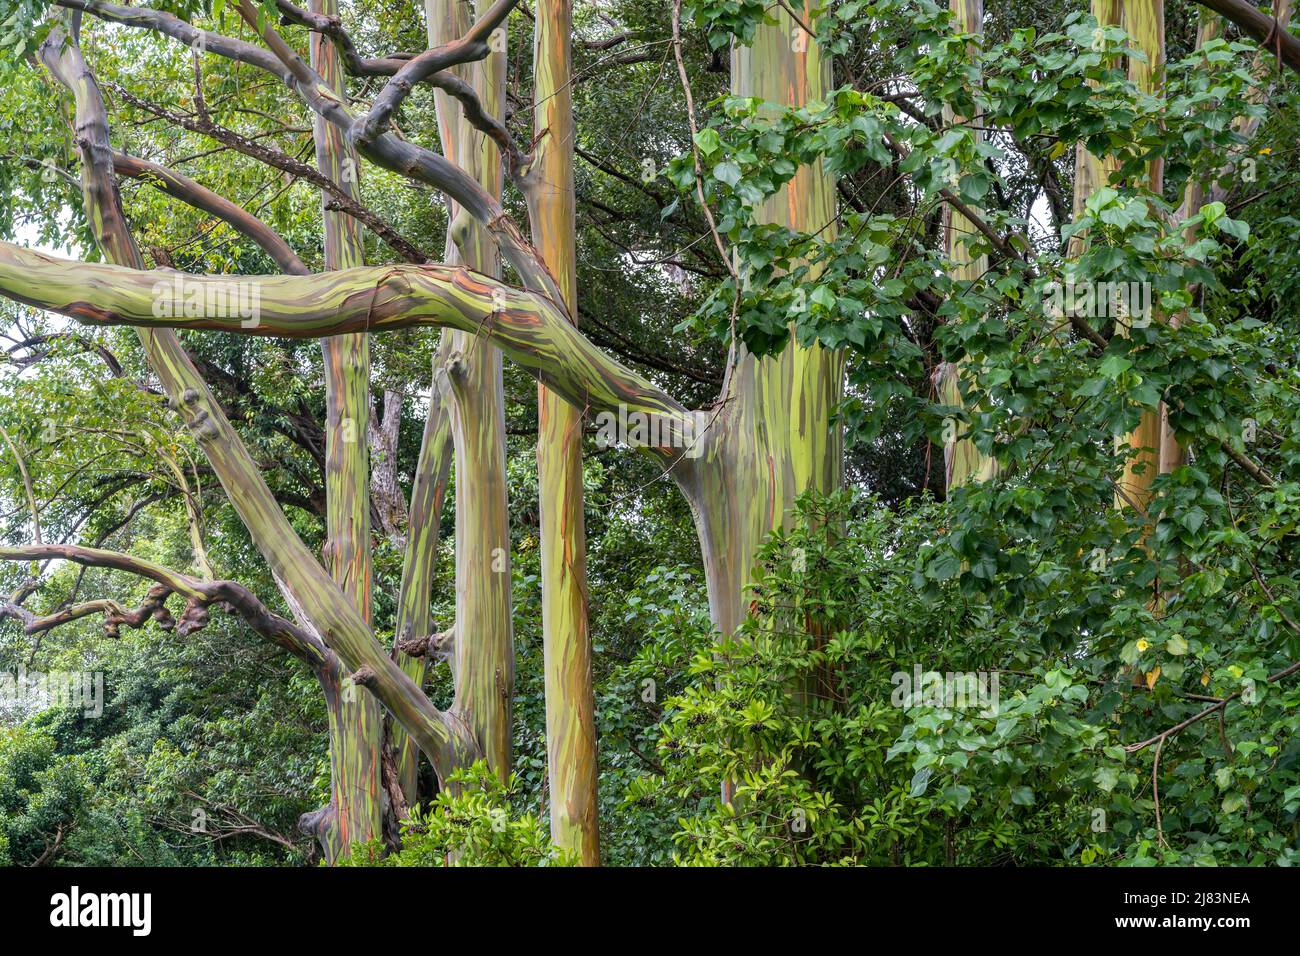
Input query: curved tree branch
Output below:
<box><xmin>1194</xmin><ymin>0</ymin><xmax>1300</xmax><ymax>74</ymax></box>
<box><xmin>113</xmin><ymin>151</ymin><xmax>309</xmax><ymax>275</ymax></box>
<box><xmin>0</xmin><ymin>241</ymin><xmax>694</xmax><ymax>434</ymax></box>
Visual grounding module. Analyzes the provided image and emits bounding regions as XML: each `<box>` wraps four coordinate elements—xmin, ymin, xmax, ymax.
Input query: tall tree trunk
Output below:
<box><xmin>677</xmin><ymin>2</ymin><xmax>844</xmax><ymax>645</ymax></box>
<box><xmin>427</xmin><ymin>0</ymin><xmax>515</xmax><ymax>779</ymax></box>
<box><xmin>302</xmin><ymin>0</ymin><xmax>383</xmax><ymax>862</ymax></box>
<box><xmin>1113</xmin><ymin>0</ymin><xmax>1166</xmax><ymax>514</ymax></box>
<box><xmin>389</xmin><ymin>339</ymin><xmax>455</xmax><ymax>805</ymax></box>
<box><xmin>1071</xmin><ymin>0</ymin><xmax>1124</xmax><ymax>257</ymax></box>
<box><xmin>527</xmin><ymin>0</ymin><xmax>600</xmax><ymax>864</ymax></box>
<box><xmin>936</xmin><ymin>0</ymin><xmax>996</xmax><ymax>492</ymax></box>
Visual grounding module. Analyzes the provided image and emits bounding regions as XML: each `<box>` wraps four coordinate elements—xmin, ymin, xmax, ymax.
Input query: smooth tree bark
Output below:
<box><xmin>1070</xmin><ymin>0</ymin><xmax>1123</xmax><ymax>257</ymax></box>
<box><xmin>935</xmin><ymin>0</ymin><xmax>997</xmax><ymax>492</ymax></box>
<box><xmin>300</xmin><ymin>0</ymin><xmax>384</xmax><ymax>861</ymax></box>
<box><xmin>528</xmin><ymin>0</ymin><xmax>601</xmax><ymax>864</ymax></box>
<box><xmin>388</xmin><ymin>340</ymin><xmax>455</xmax><ymax>804</ymax></box>
<box><xmin>674</xmin><ymin>1</ymin><xmax>844</xmax><ymax>646</ymax></box>
<box><xmin>1113</xmin><ymin>0</ymin><xmax>1166</xmax><ymax>514</ymax></box>
<box><xmin>426</xmin><ymin>0</ymin><xmax>515</xmax><ymax>781</ymax></box>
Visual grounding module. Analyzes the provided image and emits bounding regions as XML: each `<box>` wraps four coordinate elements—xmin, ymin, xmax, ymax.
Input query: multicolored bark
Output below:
<box><xmin>678</xmin><ymin>2</ymin><xmax>844</xmax><ymax>643</ymax></box>
<box><xmin>528</xmin><ymin>0</ymin><xmax>601</xmax><ymax>865</ymax></box>
<box><xmin>1070</xmin><ymin>0</ymin><xmax>1123</xmax><ymax>257</ymax></box>
<box><xmin>305</xmin><ymin>0</ymin><xmax>382</xmax><ymax>861</ymax></box>
<box><xmin>390</xmin><ymin>338</ymin><xmax>455</xmax><ymax>804</ymax></box>
<box><xmin>1111</xmin><ymin>0</ymin><xmax>1166</xmax><ymax>515</ymax></box>
<box><xmin>937</xmin><ymin>0</ymin><xmax>997</xmax><ymax>492</ymax></box>
<box><xmin>427</xmin><ymin>0</ymin><xmax>515</xmax><ymax>780</ymax></box>
<box><xmin>0</xmin><ymin>241</ymin><xmax>695</xmax><ymax>429</ymax></box>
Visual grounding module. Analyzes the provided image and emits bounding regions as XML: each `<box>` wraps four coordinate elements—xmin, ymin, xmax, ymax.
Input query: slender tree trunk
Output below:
<box><xmin>936</xmin><ymin>0</ymin><xmax>996</xmax><ymax>492</ymax></box>
<box><xmin>389</xmin><ymin>339</ymin><xmax>455</xmax><ymax>805</ymax></box>
<box><xmin>427</xmin><ymin>0</ymin><xmax>515</xmax><ymax>780</ymax></box>
<box><xmin>527</xmin><ymin>0</ymin><xmax>600</xmax><ymax>864</ymax></box>
<box><xmin>1113</xmin><ymin>0</ymin><xmax>1165</xmax><ymax>514</ymax></box>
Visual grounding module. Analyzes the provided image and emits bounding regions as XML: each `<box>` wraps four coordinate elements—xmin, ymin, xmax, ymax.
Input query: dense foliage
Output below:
<box><xmin>1</xmin><ymin>0</ymin><xmax>1298</xmax><ymax>866</ymax></box>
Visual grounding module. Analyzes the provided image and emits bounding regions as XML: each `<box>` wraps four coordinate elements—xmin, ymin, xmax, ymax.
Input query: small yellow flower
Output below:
<box><xmin>1136</xmin><ymin>639</ymin><xmax>1150</xmax><ymax>652</ymax></box>
<box><xmin>1259</xmin><ymin>147</ymin><xmax>1272</xmax><ymax>155</ymax></box>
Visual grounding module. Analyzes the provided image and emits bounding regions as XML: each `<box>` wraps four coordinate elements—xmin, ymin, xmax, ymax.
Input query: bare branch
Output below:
<box><xmin>1194</xmin><ymin>0</ymin><xmax>1300</xmax><ymax>74</ymax></box>
<box><xmin>111</xmin><ymin>86</ymin><xmax>429</xmax><ymax>264</ymax></box>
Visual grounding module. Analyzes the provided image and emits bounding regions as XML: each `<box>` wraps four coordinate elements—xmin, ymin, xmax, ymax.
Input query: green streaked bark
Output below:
<box><xmin>528</xmin><ymin>0</ymin><xmax>600</xmax><ymax>865</ymax></box>
<box><xmin>306</xmin><ymin>0</ymin><xmax>382</xmax><ymax>861</ymax></box>
<box><xmin>428</xmin><ymin>0</ymin><xmax>515</xmax><ymax>780</ymax></box>
<box><xmin>0</xmin><ymin>242</ymin><xmax>694</xmax><ymax>429</ymax></box>
<box><xmin>34</xmin><ymin>26</ymin><xmax>478</xmax><ymax>785</ymax></box>
<box><xmin>1113</xmin><ymin>0</ymin><xmax>1165</xmax><ymax>514</ymax></box>
<box><xmin>390</xmin><ymin>337</ymin><xmax>455</xmax><ymax>804</ymax></box>
<box><xmin>937</xmin><ymin>0</ymin><xmax>997</xmax><ymax>492</ymax></box>
<box><xmin>1070</xmin><ymin>0</ymin><xmax>1124</xmax><ymax>256</ymax></box>
<box><xmin>678</xmin><ymin>2</ymin><xmax>844</xmax><ymax>650</ymax></box>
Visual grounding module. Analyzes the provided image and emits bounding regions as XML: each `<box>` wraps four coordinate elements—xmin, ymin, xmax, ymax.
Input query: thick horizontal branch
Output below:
<box><xmin>0</xmin><ymin>242</ymin><xmax>692</xmax><ymax>431</ymax></box>
<box><xmin>1195</xmin><ymin>0</ymin><xmax>1300</xmax><ymax>74</ymax></box>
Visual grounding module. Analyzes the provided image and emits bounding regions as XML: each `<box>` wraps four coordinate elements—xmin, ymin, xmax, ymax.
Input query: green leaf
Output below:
<box><xmin>909</xmin><ymin>767</ymin><xmax>933</xmax><ymax>798</ymax></box>
<box><xmin>694</xmin><ymin>128</ymin><xmax>722</xmax><ymax>156</ymax></box>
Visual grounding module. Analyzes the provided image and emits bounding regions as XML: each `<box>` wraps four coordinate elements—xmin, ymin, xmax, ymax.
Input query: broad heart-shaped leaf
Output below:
<box><xmin>1221</xmin><ymin>792</ymin><xmax>1247</xmax><ymax>814</ymax></box>
<box><xmin>713</xmin><ymin>161</ymin><xmax>742</xmax><ymax>188</ymax></box>
<box><xmin>942</xmin><ymin>784</ymin><xmax>972</xmax><ymax>810</ymax></box>
<box><xmin>1094</xmin><ymin>767</ymin><xmax>1120</xmax><ymax>792</ymax></box>
<box><xmin>1098</xmin><ymin>355</ymin><xmax>1131</xmax><ymax>380</ymax></box>
<box><xmin>693</xmin><ymin>127</ymin><xmax>722</xmax><ymax>157</ymax></box>
<box><xmin>909</xmin><ymin>767</ymin><xmax>933</xmax><ymax>798</ymax></box>
<box><xmin>1215</xmin><ymin>216</ymin><xmax>1249</xmax><ymax>242</ymax></box>
<box><xmin>925</xmin><ymin>551</ymin><xmax>962</xmax><ymax>581</ymax></box>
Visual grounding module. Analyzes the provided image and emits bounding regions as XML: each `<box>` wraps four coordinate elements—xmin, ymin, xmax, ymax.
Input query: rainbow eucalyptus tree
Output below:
<box><xmin>0</xmin><ymin>0</ymin><xmax>848</xmax><ymax>863</ymax></box>
<box><xmin>935</xmin><ymin>0</ymin><xmax>996</xmax><ymax>492</ymax></box>
<box><xmin>528</xmin><ymin>0</ymin><xmax>600</xmax><ymax>864</ymax></box>
<box><xmin>303</xmin><ymin>0</ymin><xmax>384</xmax><ymax>859</ymax></box>
<box><xmin>1</xmin><ymin>0</ymin><xmax>1297</xmax><ymax>868</ymax></box>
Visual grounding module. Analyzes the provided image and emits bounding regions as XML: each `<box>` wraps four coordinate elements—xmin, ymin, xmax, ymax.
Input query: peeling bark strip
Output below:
<box><xmin>529</xmin><ymin>0</ymin><xmax>601</xmax><ymax>865</ymax></box>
